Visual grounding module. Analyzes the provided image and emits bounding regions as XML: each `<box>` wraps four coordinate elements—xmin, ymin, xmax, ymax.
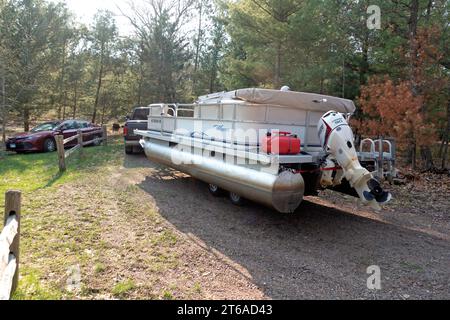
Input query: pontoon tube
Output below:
<box><xmin>141</xmin><ymin>138</ymin><xmax>305</xmax><ymax>213</ymax></box>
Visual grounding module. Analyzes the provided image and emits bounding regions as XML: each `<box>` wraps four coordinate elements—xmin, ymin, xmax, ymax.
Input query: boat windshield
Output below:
<box><xmin>30</xmin><ymin>122</ymin><xmax>60</xmax><ymax>133</ymax></box>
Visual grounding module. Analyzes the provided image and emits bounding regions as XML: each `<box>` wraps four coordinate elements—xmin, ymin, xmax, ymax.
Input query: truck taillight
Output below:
<box><xmin>123</xmin><ymin>126</ymin><xmax>128</xmax><ymax>136</ymax></box>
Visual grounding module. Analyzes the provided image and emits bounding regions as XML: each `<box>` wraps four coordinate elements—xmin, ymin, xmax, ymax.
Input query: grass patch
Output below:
<box><xmin>0</xmin><ymin>137</ymin><xmax>123</xmax><ymax>205</ymax></box>
<box><xmin>12</xmin><ymin>267</ymin><xmax>63</xmax><ymax>300</ymax></box>
<box><xmin>112</xmin><ymin>279</ymin><xmax>136</xmax><ymax>298</ymax></box>
<box><xmin>1</xmin><ymin>136</ymin><xmax>185</xmax><ymax>299</ymax></box>
<box><xmin>94</xmin><ymin>263</ymin><xmax>106</xmax><ymax>274</ymax></box>
<box><xmin>162</xmin><ymin>290</ymin><xmax>174</xmax><ymax>300</ymax></box>
<box><xmin>146</xmin><ymin>250</ymin><xmax>179</xmax><ymax>273</ymax></box>
<box><xmin>400</xmin><ymin>261</ymin><xmax>424</xmax><ymax>272</ymax></box>
<box><xmin>154</xmin><ymin>230</ymin><xmax>178</xmax><ymax>247</ymax></box>
<box><xmin>1</xmin><ymin>137</ymin><xmax>126</xmax><ymax>299</ymax></box>
<box><xmin>193</xmin><ymin>282</ymin><xmax>202</xmax><ymax>294</ymax></box>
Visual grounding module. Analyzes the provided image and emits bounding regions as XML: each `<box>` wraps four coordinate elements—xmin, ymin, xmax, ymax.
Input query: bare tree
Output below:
<box><xmin>91</xmin><ymin>10</ymin><xmax>117</xmax><ymax>124</ymax></box>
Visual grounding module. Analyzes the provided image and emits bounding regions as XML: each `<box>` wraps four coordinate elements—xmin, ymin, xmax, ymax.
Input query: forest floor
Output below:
<box><xmin>0</xmin><ymin>135</ymin><xmax>449</xmax><ymax>300</ymax></box>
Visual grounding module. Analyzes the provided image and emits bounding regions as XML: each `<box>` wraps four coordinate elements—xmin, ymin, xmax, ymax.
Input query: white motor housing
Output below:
<box><xmin>318</xmin><ymin>111</ymin><xmax>391</xmax><ymax>209</ymax></box>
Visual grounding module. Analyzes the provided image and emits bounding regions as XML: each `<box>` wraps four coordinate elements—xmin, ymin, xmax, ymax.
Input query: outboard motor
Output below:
<box><xmin>318</xmin><ymin>111</ymin><xmax>392</xmax><ymax>209</ymax></box>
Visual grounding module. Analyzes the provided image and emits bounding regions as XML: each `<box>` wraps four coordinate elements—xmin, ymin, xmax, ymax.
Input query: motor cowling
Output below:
<box><xmin>318</xmin><ymin>111</ymin><xmax>392</xmax><ymax>209</ymax></box>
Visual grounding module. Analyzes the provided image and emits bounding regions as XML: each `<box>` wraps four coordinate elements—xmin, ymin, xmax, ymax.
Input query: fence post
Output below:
<box><xmin>56</xmin><ymin>135</ymin><xmax>66</xmax><ymax>172</ymax></box>
<box><xmin>102</xmin><ymin>125</ymin><xmax>108</xmax><ymax>146</ymax></box>
<box><xmin>4</xmin><ymin>190</ymin><xmax>21</xmax><ymax>295</ymax></box>
<box><xmin>77</xmin><ymin>129</ymin><xmax>83</xmax><ymax>157</ymax></box>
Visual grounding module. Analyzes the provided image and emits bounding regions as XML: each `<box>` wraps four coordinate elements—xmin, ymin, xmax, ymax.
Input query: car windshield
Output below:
<box><xmin>30</xmin><ymin>122</ymin><xmax>60</xmax><ymax>132</ymax></box>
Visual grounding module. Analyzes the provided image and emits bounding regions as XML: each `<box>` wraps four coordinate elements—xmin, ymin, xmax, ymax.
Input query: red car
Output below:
<box><xmin>6</xmin><ymin>120</ymin><xmax>102</xmax><ymax>153</ymax></box>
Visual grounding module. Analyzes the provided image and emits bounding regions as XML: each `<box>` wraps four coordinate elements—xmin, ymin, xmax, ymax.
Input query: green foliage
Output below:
<box><xmin>112</xmin><ymin>279</ymin><xmax>135</xmax><ymax>298</ymax></box>
<box><xmin>94</xmin><ymin>263</ymin><xmax>106</xmax><ymax>274</ymax></box>
<box><xmin>0</xmin><ymin>0</ymin><xmax>448</xmax><ymax>167</ymax></box>
<box><xmin>162</xmin><ymin>290</ymin><xmax>174</xmax><ymax>300</ymax></box>
<box><xmin>13</xmin><ymin>267</ymin><xmax>63</xmax><ymax>300</ymax></box>
<box><xmin>0</xmin><ymin>0</ymin><xmax>71</xmax><ymax>130</ymax></box>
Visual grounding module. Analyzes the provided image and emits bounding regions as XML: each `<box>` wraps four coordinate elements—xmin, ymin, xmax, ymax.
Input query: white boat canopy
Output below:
<box><xmin>198</xmin><ymin>88</ymin><xmax>356</xmax><ymax>114</ymax></box>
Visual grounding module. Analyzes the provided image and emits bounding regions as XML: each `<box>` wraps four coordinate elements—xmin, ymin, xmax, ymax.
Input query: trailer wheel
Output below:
<box><xmin>208</xmin><ymin>184</ymin><xmax>224</xmax><ymax>197</ymax></box>
<box><xmin>229</xmin><ymin>192</ymin><xmax>245</xmax><ymax>206</ymax></box>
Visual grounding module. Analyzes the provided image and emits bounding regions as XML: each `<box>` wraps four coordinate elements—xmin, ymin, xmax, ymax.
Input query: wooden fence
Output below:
<box><xmin>56</xmin><ymin>125</ymin><xmax>107</xmax><ymax>172</ymax></box>
<box><xmin>0</xmin><ymin>190</ymin><xmax>21</xmax><ymax>300</ymax></box>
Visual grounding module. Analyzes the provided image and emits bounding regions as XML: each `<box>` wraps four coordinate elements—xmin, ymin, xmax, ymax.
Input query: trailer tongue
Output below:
<box><xmin>136</xmin><ymin>88</ymin><xmax>392</xmax><ymax>213</ymax></box>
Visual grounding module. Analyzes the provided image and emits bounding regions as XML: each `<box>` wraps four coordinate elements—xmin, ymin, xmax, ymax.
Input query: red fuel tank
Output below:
<box><xmin>262</xmin><ymin>131</ymin><xmax>301</xmax><ymax>155</ymax></box>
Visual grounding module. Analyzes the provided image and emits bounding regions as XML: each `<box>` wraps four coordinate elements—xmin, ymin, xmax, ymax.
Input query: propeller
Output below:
<box><xmin>363</xmin><ymin>179</ymin><xmax>392</xmax><ymax>204</ymax></box>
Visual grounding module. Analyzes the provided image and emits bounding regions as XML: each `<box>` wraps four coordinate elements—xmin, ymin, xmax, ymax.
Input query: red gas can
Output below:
<box><xmin>262</xmin><ymin>131</ymin><xmax>301</xmax><ymax>155</ymax></box>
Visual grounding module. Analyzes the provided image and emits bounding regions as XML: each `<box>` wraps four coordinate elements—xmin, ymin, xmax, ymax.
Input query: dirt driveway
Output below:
<box><xmin>118</xmin><ymin>153</ymin><xmax>449</xmax><ymax>300</ymax></box>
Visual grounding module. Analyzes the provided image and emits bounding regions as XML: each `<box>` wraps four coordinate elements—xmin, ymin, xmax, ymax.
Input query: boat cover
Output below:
<box><xmin>198</xmin><ymin>88</ymin><xmax>356</xmax><ymax>114</ymax></box>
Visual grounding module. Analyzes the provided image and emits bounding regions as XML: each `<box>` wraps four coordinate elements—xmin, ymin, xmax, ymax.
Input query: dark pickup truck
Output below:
<box><xmin>124</xmin><ymin>106</ymin><xmax>151</xmax><ymax>154</ymax></box>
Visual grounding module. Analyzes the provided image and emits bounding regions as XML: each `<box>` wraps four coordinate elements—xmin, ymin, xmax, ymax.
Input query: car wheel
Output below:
<box><xmin>208</xmin><ymin>184</ymin><xmax>224</xmax><ymax>197</ymax></box>
<box><xmin>43</xmin><ymin>138</ymin><xmax>56</xmax><ymax>152</ymax></box>
<box><xmin>93</xmin><ymin>135</ymin><xmax>102</xmax><ymax>146</ymax></box>
<box><xmin>229</xmin><ymin>192</ymin><xmax>245</xmax><ymax>206</ymax></box>
<box><xmin>125</xmin><ymin>145</ymin><xmax>133</xmax><ymax>154</ymax></box>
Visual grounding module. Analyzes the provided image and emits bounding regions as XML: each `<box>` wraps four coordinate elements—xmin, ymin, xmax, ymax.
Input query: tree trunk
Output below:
<box><xmin>319</xmin><ymin>76</ymin><xmax>324</xmax><ymax>94</ymax></box>
<box><xmin>411</xmin><ymin>142</ymin><xmax>417</xmax><ymax>170</ymax></box>
<box><xmin>1</xmin><ymin>69</ymin><xmax>6</xmax><ymax>144</ymax></box>
<box><xmin>138</xmin><ymin>61</ymin><xmax>144</xmax><ymax>106</ymax></box>
<box><xmin>57</xmin><ymin>104</ymin><xmax>62</xmax><ymax>120</ymax></box>
<box><xmin>57</xmin><ymin>39</ymin><xmax>67</xmax><ymax>120</ymax></box>
<box><xmin>442</xmin><ymin>97</ymin><xmax>450</xmax><ymax>169</ymax></box>
<box><xmin>408</xmin><ymin>0</ymin><xmax>419</xmax><ymax>96</ymax></box>
<box><xmin>420</xmin><ymin>146</ymin><xmax>434</xmax><ymax>171</ymax></box>
<box><xmin>23</xmin><ymin>108</ymin><xmax>30</xmax><ymax>132</ymax></box>
<box><xmin>360</xmin><ymin>32</ymin><xmax>370</xmax><ymax>86</ymax></box>
<box><xmin>92</xmin><ymin>45</ymin><xmax>105</xmax><ymax>124</ymax></box>
<box><xmin>1</xmin><ymin>107</ymin><xmax>5</xmax><ymax>145</ymax></box>
<box><xmin>443</xmin><ymin>141</ymin><xmax>449</xmax><ymax>169</ymax></box>
<box><xmin>209</xmin><ymin>47</ymin><xmax>219</xmax><ymax>93</ymax></box>
<box><xmin>407</xmin><ymin>0</ymin><xmax>435</xmax><ymax>170</ymax></box>
<box><xmin>274</xmin><ymin>42</ymin><xmax>281</xmax><ymax>89</ymax></box>
<box><xmin>100</xmin><ymin>91</ymin><xmax>107</xmax><ymax>126</ymax></box>
<box><xmin>62</xmin><ymin>91</ymin><xmax>67</xmax><ymax>120</ymax></box>
<box><xmin>137</xmin><ymin>41</ymin><xmax>145</xmax><ymax>105</ymax></box>
<box><xmin>72</xmin><ymin>79</ymin><xmax>78</xmax><ymax>119</ymax></box>
<box><xmin>342</xmin><ymin>57</ymin><xmax>345</xmax><ymax>98</ymax></box>
<box><xmin>209</xmin><ymin>64</ymin><xmax>217</xmax><ymax>93</ymax></box>
<box><xmin>194</xmin><ymin>1</ymin><xmax>203</xmax><ymax>73</ymax></box>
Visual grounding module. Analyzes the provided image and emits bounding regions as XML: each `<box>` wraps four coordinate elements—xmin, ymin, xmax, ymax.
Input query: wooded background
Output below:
<box><xmin>0</xmin><ymin>0</ymin><xmax>449</xmax><ymax>169</ymax></box>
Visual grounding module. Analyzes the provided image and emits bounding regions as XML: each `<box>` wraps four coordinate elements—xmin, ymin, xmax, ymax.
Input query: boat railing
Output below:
<box><xmin>146</xmin><ymin>102</ymin><xmax>319</xmax><ymax>142</ymax></box>
<box><xmin>358</xmin><ymin>137</ymin><xmax>396</xmax><ymax>180</ymax></box>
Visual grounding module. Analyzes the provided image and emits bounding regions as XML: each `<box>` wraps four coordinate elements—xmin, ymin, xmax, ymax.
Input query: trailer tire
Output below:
<box><xmin>208</xmin><ymin>184</ymin><xmax>224</xmax><ymax>197</ymax></box>
<box><xmin>229</xmin><ymin>192</ymin><xmax>245</xmax><ymax>206</ymax></box>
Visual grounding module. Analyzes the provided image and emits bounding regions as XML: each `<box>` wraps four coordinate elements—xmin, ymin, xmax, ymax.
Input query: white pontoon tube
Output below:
<box><xmin>318</xmin><ymin>111</ymin><xmax>392</xmax><ymax>210</ymax></box>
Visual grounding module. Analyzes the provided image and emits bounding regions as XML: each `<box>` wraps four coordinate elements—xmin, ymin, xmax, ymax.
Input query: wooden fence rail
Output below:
<box><xmin>56</xmin><ymin>125</ymin><xmax>108</xmax><ymax>172</ymax></box>
<box><xmin>0</xmin><ymin>190</ymin><xmax>21</xmax><ymax>300</ymax></box>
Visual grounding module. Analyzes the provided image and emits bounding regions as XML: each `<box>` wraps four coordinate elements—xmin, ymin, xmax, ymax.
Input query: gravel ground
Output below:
<box><xmin>123</xmin><ymin>153</ymin><xmax>450</xmax><ymax>300</ymax></box>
